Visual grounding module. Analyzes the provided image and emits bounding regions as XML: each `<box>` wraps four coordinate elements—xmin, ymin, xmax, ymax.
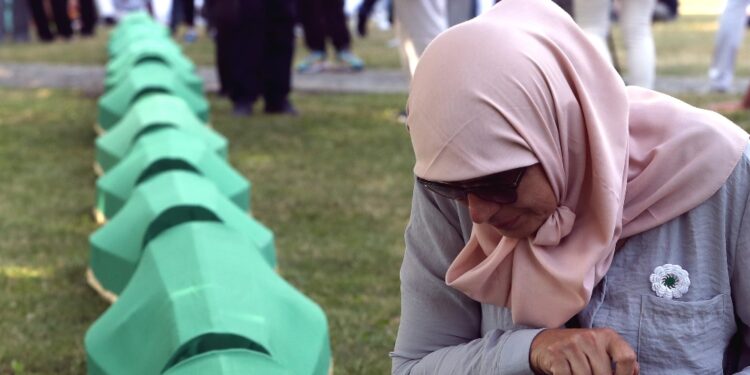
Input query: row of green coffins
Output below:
<box><xmin>97</xmin><ymin>13</ymin><xmax>208</xmax><ymax>133</ymax></box>
<box><xmin>85</xmin><ymin>13</ymin><xmax>332</xmax><ymax>375</ymax></box>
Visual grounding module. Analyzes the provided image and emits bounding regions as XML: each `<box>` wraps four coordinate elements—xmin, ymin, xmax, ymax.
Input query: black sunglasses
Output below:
<box><xmin>417</xmin><ymin>167</ymin><xmax>527</xmax><ymax>204</ymax></box>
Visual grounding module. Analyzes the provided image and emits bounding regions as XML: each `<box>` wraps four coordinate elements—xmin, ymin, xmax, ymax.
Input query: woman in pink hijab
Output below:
<box><xmin>391</xmin><ymin>0</ymin><xmax>750</xmax><ymax>373</ymax></box>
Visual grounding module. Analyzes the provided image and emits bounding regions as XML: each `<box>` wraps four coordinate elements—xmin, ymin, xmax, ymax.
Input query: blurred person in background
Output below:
<box><xmin>205</xmin><ymin>0</ymin><xmax>297</xmax><ymax>116</ymax></box>
<box><xmin>73</xmin><ymin>0</ymin><xmax>99</xmax><ymax>36</ymax></box>
<box><xmin>96</xmin><ymin>0</ymin><xmax>116</xmax><ymax>23</ymax></box>
<box><xmin>170</xmin><ymin>0</ymin><xmax>198</xmax><ymax>42</ymax></box>
<box><xmin>95</xmin><ymin>0</ymin><xmax>147</xmax><ymax>23</ymax></box>
<box><xmin>708</xmin><ymin>0</ymin><xmax>750</xmax><ymax>93</ymax></box>
<box><xmin>26</xmin><ymin>0</ymin><xmax>73</xmax><ymax>41</ymax></box>
<box><xmin>0</xmin><ymin>0</ymin><xmax>31</xmax><ymax>42</ymax></box>
<box><xmin>574</xmin><ymin>0</ymin><xmax>656</xmax><ymax>89</ymax></box>
<box><xmin>296</xmin><ymin>0</ymin><xmax>365</xmax><ymax>73</ymax></box>
<box><xmin>391</xmin><ymin>0</ymin><xmax>446</xmax><ymax>77</ymax></box>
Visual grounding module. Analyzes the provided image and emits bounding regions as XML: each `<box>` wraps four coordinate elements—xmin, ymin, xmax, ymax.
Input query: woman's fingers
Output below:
<box><xmin>530</xmin><ymin>328</ymin><xmax>639</xmax><ymax>375</ymax></box>
<box><xmin>603</xmin><ymin>329</ymin><xmax>638</xmax><ymax>375</ymax></box>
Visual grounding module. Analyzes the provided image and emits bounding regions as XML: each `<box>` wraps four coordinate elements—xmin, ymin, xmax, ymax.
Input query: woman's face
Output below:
<box><xmin>465</xmin><ymin>164</ymin><xmax>557</xmax><ymax>239</ymax></box>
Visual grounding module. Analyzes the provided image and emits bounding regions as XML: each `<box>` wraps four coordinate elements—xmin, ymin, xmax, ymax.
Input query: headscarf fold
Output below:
<box><xmin>408</xmin><ymin>0</ymin><xmax>748</xmax><ymax>327</ymax></box>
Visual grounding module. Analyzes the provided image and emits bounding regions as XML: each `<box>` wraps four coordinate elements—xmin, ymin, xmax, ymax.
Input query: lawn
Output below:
<box><xmin>0</xmin><ymin>88</ymin><xmax>412</xmax><ymax>374</ymax></box>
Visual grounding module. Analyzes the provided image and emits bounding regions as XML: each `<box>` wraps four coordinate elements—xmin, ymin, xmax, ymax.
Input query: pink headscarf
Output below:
<box><xmin>408</xmin><ymin>0</ymin><xmax>748</xmax><ymax>328</ymax></box>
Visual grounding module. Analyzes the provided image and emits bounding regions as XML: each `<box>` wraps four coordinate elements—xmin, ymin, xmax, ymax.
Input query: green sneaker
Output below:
<box><xmin>336</xmin><ymin>50</ymin><xmax>364</xmax><ymax>71</ymax></box>
<box><xmin>296</xmin><ymin>51</ymin><xmax>327</xmax><ymax>73</ymax></box>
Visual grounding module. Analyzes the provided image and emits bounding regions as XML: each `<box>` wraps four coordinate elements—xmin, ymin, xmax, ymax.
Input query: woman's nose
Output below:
<box><xmin>466</xmin><ymin>193</ymin><xmax>500</xmax><ymax>224</ymax></box>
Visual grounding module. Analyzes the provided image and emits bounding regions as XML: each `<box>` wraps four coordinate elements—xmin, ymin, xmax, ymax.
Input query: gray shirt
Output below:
<box><xmin>391</xmin><ymin>146</ymin><xmax>750</xmax><ymax>374</ymax></box>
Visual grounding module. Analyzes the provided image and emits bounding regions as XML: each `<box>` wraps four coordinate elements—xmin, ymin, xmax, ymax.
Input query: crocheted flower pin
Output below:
<box><xmin>649</xmin><ymin>264</ymin><xmax>690</xmax><ymax>299</ymax></box>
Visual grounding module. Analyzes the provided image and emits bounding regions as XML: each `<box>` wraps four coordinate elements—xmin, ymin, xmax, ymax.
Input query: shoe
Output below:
<box><xmin>296</xmin><ymin>51</ymin><xmax>326</xmax><ymax>73</ymax></box>
<box><xmin>397</xmin><ymin>109</ymin><xmax>407</xmax><ymax>124</ymax></box>
<box><xmin>232</xmin><ymin>103</ymin><xmax>253</xmax><ymax>117</ymax></box>
<box><xmin>708</xmin><ymin>85</ymin><xmax>730</xmax><ymax>94</ymax></box>
<box><xmin>183</xmin><ymin>29</ymin><xmax>198</xmax><ymax>43</ymax></box>
<box><xmin>336</xmin><ymin>50</ymin><xmax>364</xmax><ymax>71</ymax></box>
<box><xmin>265</xmin><ymin>100</ymin><xmax>299</xmax><ymax>116</ymax></box>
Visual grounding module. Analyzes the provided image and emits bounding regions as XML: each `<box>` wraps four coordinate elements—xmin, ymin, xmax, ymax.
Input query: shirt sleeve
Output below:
<box><xmin>390</xmin><ymin>179</ymin><xmax>542</xmax><ymax>375</ymax></box>
<box><xmin>733</xmin><ymin>178</ymin><xmax>750</xmax><ymax>374</ymax></box>
<box><xmin>728</xmin><ymin>146</ymin><xmax>750</xmax><ymax>374</ymax></box>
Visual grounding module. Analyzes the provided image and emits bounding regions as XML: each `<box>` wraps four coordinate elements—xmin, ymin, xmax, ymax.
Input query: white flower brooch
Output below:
<box><xmin>649</xmin><ymin>264</ymin><xmax>690</xmax><ymax>299</ymax></box>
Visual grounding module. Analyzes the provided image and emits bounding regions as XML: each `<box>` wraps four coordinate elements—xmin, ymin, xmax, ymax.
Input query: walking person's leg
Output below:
<box><xmin>322</xmin><ymin>0</ymin><xmax>363</xmax><ymax>70</ymax></box>
<box><xmin>393</xmin><ymin>0</ymin><xmax>448</xmax><ymax>77</ymax></box>
<box><xmin>708</xmin><ymin>0</ymin><xmax>750</xmax><ymax>92</ymax></box>
<box><xmin>297</xmin><ymin>0</ymin><xmax>328</xmax><ymax>72</ymax></box>
<box><xmin>182</xmin><ymin>0</ymin><xmax>194</xmax><ymax>26</ymax></box>
<box><xmin>213</xmin><ymin>24</ymin><xmax>232</xmax><ymax>97</ymax></box>
<box><xmin>26</xmin><ymin>0</ymin><xmax>54</xmax><ymax>41</ymax></box>
<box><xmin>619</xmin><ymin>0</ymin><xmax>656</xmax><ymax>88</ymax></box>
<box><xmin>573</xmin><ymin>0</ymin><xmax>612</xmax><ymax>63</ymax></box>
<box><xmin>182</xmin><ymin>0</ymin><xmax>197</xmax><ymax>42</ymax></box>
<box><xmin>169</xmin><ymin>0</ymin><xmax>181</xmax><ymax>32</ymax></box>
<box><xmin>49</xmin><ymin>0</ymin><xmax>72</xmax><ymax>38</ymax></box>
<box><xmin>95</xmin><ymin>0</ymin><xmax>115</xmax><ymax>24</ymax></box>
<box><xmin>322</xmin><ymin>0</ymin><xmax>349</xmax><ymax>51</ymax></box>
<box><xmin>0</xmin><ymin>0</ymin><xmax>7</xmax><ymax>42</ymax></box>
<box><xmin>217</xmin><ymin>1</ymin><xmax>264</xmax><ymax>115</ymax></box>
<box><xmin>79</xmin><ymin>0</ymin><xmax>97</xmax><ymax>35</ymax></box>
<box><xmin>263</xmin><ymin>0</ymin><xmax>296</xmax><ymax>113</ymax></box>
<box><xmin>13</xmin><ymin>0</ymin><xmax>32</xmax><ymax>41</ymax></box>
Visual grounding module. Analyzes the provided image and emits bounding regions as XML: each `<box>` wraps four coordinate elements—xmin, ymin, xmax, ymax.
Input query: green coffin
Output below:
<box><xmin>96</xmin><ymin>129</ymin><xmax>249</xmax><ymax>220</ymax></box>
<box><xmin>95</xmin><ymin>94</ymin><xmax>225</xmax><ymax>172</ymax></box>
<box><xmin>105</xmin><ymin>47</ymin><xmax>200</xmax><ymax>94</ymax></box>
<box><xmin>86</xmin><ymin>222</ymin><xmax>331</xmax><ymax>375</ymax></box>
<box><xmin>97</xmin><ymin>62</ymin><xmax>209</xmax><ymax>130</ymax></box>
<box><xmin>89</xmin><ymin>171</ymin><xmax>275</xmax><ymax>295</ymax></box>
<box><xmin>162</xmin><ymin>350</ymin><xmax>290</xmax><ymax>375</ymax></box>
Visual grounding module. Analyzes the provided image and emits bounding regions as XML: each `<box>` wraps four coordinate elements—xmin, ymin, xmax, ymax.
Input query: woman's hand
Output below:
<box><xmin>530</xmin><ymin>328</ymin><xmax>639</xmax><ymax>375</ymax></box>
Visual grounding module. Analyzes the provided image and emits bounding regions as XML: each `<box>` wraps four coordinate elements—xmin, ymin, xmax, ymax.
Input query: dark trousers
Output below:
<box><xmin>214</xmin><ymin>0</ymin><xmax>295</xmax><ymax>108</ymax></box>
<box><xmin>26</xmin><ymin>0</ymin><xmax>72</xmax><ymax>40</ymax></box>
<box><xmin>79</xmin><ymin>0</ymin><xmax>97</xmax><ymax>35</ymax></box>
<box><xmin>171</xmin><ymin>0</ymin><xmax>195</xmax><ymax>30</ymax></box>
<box><xmin>298</xmin><ymin>0</ymin><xmax>351</xmax><ymax>52</ymax></box>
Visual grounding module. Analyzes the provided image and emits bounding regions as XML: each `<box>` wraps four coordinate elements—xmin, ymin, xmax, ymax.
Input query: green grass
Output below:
<box><xmin>0</xmin><ymin>88</ymin><xmax>411</xmax><ymax>374</ymax></box>
<box><xmin>1</xmin><ymin>87</ymin><xmax>748</xmax><ymax>374</ymax></box>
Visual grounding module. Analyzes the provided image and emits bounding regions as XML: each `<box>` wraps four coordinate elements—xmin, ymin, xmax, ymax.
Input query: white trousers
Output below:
<box><xmin>96</xmin><ymin>0</ymin><xmax>116</xmax><ymax>17</ymax></box>
<box><xmin>575</xmin><ymin>0</ymin><xmax>656</xmax><ymax>88</ymax></box>
<box><xmin>151</xmin><ymin>0</ymin><xmax>174</xmax><ymax>25</ymax></box>
<box><xmin>393</xmin><ymin>0</ymin><xmax>448</xmax><ymax>77</ymax></box>
<box><xmin>709</xmin><ymin>0</ymin><xmax>750</xmax><ymax>91</ymax></box>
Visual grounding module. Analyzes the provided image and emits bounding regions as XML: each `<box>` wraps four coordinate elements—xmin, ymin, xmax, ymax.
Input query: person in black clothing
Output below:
<box><xmin>296</xmin><ymin>0</ymin><xmax>364</xmax><ymax>73</ymax></box>
<box><xmin>79</xmin><ymin>0</ymin><xmax>98</xmax><ymax>36</ymax></box>
<box><xmin>205</xmin><ymin>0</ymin><xmax>297</xmax><ymax>116</ymax></box>
<box><xmin>171</xmin><ymin>0</ymin><xmax>198</xmax><ymax>42</ymax></box>
<box><xmin>26</xmin><ymin>0</ymin><xmax>73</xmax><ymax>41</ymax></box>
